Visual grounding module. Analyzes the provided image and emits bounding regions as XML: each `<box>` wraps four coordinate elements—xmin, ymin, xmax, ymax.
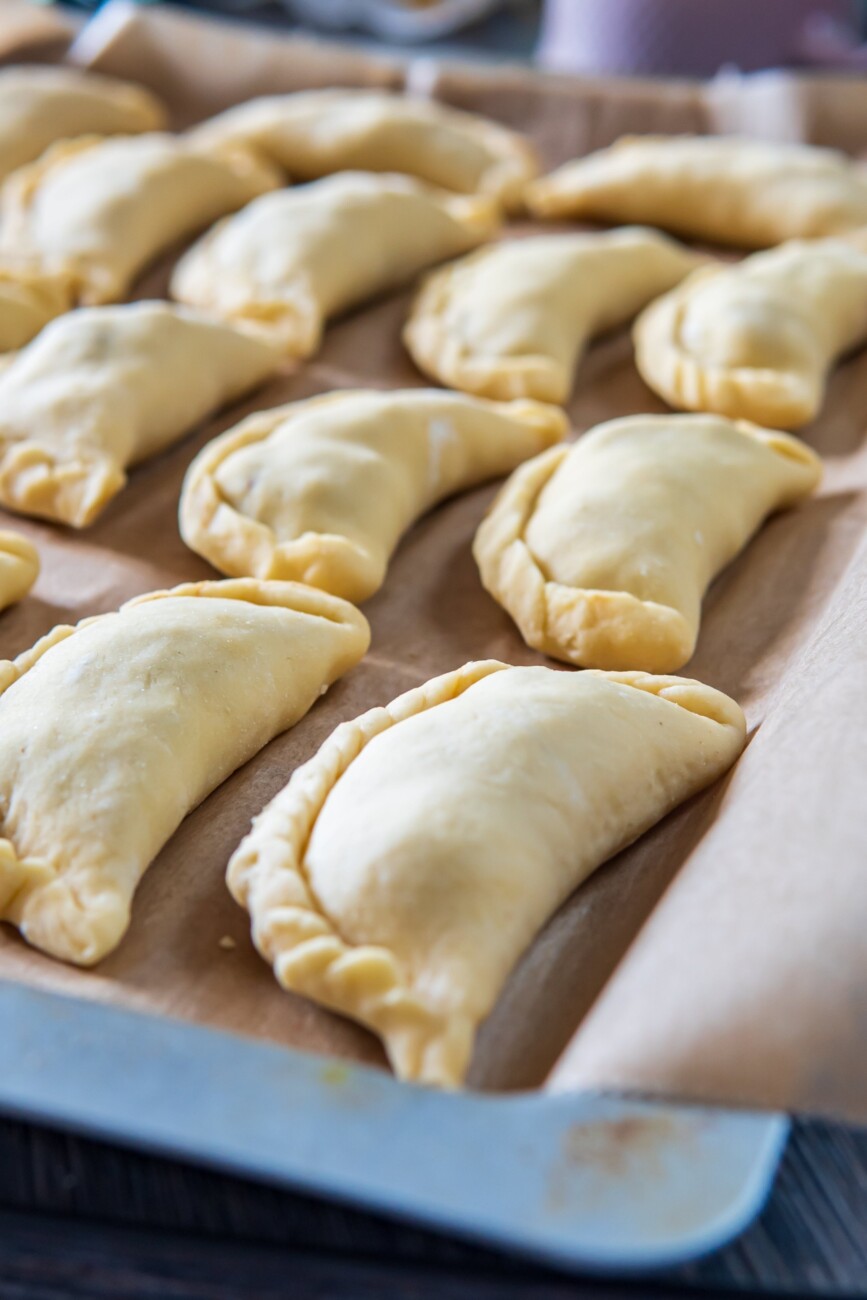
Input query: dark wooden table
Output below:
<box><xmin>1</xmin><ymin>1114</ymin><xmax>865</xmax><ymax>1299</ymax></box>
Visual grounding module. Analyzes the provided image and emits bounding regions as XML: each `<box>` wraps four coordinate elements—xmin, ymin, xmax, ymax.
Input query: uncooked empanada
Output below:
<box><xmin>0</xmin><ymin>66</ymin><xmax>165</xmax><ymax>184</ymax></box>
<box><xmin>635</xmin><ymin>237</ymin><xmax>867</xmax><ymax>429</ymax></box>
<box><xmin>0</xmin><ymin>262</ymin><xmax>73</xmax><ymax>352</ymax></box>
<box><xmin>0</xmin><ymin>133</ymin><xmax>279</xmax><ymax>304</ymax></box>
<box><xmin>190</xmin><ymin>89</ymin><xmax>537</xmax><ymax>210</ymax></box>
<box><xmin>0</xmin><ymin>530</ymin><xmax>38</xmax><ymax>610</ymax></box>
<box><xmin>0</xmin><ymin>301</ymin><xmax>281</xmax><ymax>527</ymax></box>
<box><xmin>526</xmin><ymin>136</ymin><xmax>867</xmax><ymax>249</ymax></box>
<box><xmin>0</xmin><ymin>579</ymin><xmax>369</xmax><ymax>966</ymax></box>
<box><xmin>170</xmin><ymin>171</ymin><xmax>498</xmax><ymax>358</ymax></box>
<box><xmin>228</xmin><ymin>661</ymin><xmax>746</xmax><ymax>1086</ymax></box>
<box><xmin>180</xmin><ymin>388</ymin><xmax>566</xmax><ymax>602</ymax></box>
<box><xmin>474</xmin><ymin>415</ymin><xmax>821</xmax><ymax>673</ymax></box>
<box><xmin>404</xmin><ymin>229</ymin><xmax>704</xmax><ymax>405</ymax></box>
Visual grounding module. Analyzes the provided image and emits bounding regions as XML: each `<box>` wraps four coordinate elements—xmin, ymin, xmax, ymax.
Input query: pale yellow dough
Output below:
<box><xmin>0</xmin><ymin>262</ymin><xmax>73</xmax><ymax>352</ymax></box>
<box><xmin>0</xmin><ymin>579</ymin><xmax>369</xmax><ymax>967</ymax></box>
<box><xmin>0</xmin><ymin>133</ymin><xmax>279</xmax><ymax>305</ymax></box>
<box><xmin>0</xmin><ymin>531</ymin><xmax>38</xmax><ymax>610</ymax></box>
<box><xmin>635</xmin><ymin>237</ymin><xmax>867</xmax><ymax>429</ymax></box>
<box><xmin>228</xmin><ymin>661</ymin><xmax>746</xmax><ymax>1086</ymax></box>
<box><xmin>0</xmin><ymin>66</ymin><xmax>165</xmax><ymax>184</ymax></box>
<box><xmin>0</xmin><ymin>301</ymin><xmax>281</xmax><ymax>528</ymax></box>
<box><xmin>189</xmin><ymin>89</ymin><xmax>537</xmax><ymax>210</ymax></box>
<box><xmin>404</xmin><ymin>228</ymin><xmax>704</xmax><ymax>405</ymax></box>
<box><xmin>526</xmin><ymin>135</ymin><xmax>867</xmax><ymax>249</ymax></box>
<box><xmin>170</xmin><ymin>171</ymin><xmax>498</xmax><ymax>358</ymax></box>
<box><xmin>180</xmin><ymin>388</ymin><xmax>566</xmax><ymax>603</ymax></box>
<box><xmin>474</xmin><ymin>415</ymin><xmax>821</xmax><ymax>673</ymax></box>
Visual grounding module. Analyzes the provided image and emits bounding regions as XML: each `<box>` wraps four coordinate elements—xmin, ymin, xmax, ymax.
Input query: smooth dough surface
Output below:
<box><xmin>190</xmin><ymin>89</ymin><xmax>537</xmax><ymax>210</ymax></box>
<box><xmin>0</xmin><ymin>66</ymin><xmax>165</xmax><ymax>184</ymax></box>
<box><xmin>0</xmin><ymin>530</ymin><xmax>38</xmax><ymax>610</ymax></box>
<box><xmin>404</xmin><ymin>228</ymin><xmax>704</xmax><ymax>405</ymax></box>
<box><xmin>526</xmin><ymin>136</ymin><xmax>867</xmax><ymax>248</ymax></box>
<box><xmin>0</xmin><ymin>579</ymin><xmax>369</xmax><ymax>967</ymax></box>
<box><xmin>180</xmin><ymin>388</ymin><xmax>567</xmax><ymax>602</ymax></box>
<box><xmin>0</xmin><ymin>133</ymin><xmax>279</xmax><ymax>304</ymax></box>
<box><xmin>635</xmin><ymin>237</ymin><xmax>867</xmax><ymax>429</ymax></box>
<box><xmin>0</xmin><ymin>262</ymin><xmax>73</xmax><ymax>352</ymax></box>
<box><xmin>228</xmin><ymin>661</ymin><xmax>746</xmax><ymax>1086</ymax></box>
<box><xmin>170</xmin><ymin>171</ymin><xmax>498</xmax><ymax>358</ymax></box>
<box><xmin>0</xmin><ymin>301</ymin><xmax>282</xmax><ymax>527</ymax></box>
<box><xmin>474</xmin><ymin>415</ymin><xmax>821</xmax><ymax>673</ymax></box>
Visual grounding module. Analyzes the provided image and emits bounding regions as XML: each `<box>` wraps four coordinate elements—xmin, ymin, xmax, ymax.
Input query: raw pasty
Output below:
<box><xmin>0</xmin><ymin>133</ymin><xmax>279</xmax><ymax>304</ymax></box>
<box><xmin>474</xmin><ymin>415</ymin><xmax>821</xmax><ymax>673</ymax></box>
<box><xmin>0</xmin><ymin>301</ymin><xmax>281</xmax><ymax>527</ymax></box>
<box><xmin>526</xmin><ymin>135</ymin><xmax>867</xmax><ymax>249</ymax></box>
<box><xmin>0</xmin><ymin>531</ymin><xmax>38</xmax><ymax>610</ymax></box>
<box><xmin>180</xmin><ymin>388</ymin><xmax>566</xmax><ymax>602</ymax></box>
<box><xmin>0</xmin><ymin>66</ymin><xmax>165</xmax><ymax>184</ymax></box>
<box><xmin>190</xmin><ymin>90</ymin><xmax>537</xmax><ymax>210</ymax></box>
<box><xmin>170</xmin><ymin>171</ymin><xmax>498</xmax><ymax>358</ymax></box>
<box><xmin>0</xmin><ymin>579</ymin><xmax>369</xmax><ymax>966</ymax></box>
<box><xmin>228</xmin><ymin>661</ymin><xmax>746</xmax><ymax>1086</ymax></box>
<box><xmin>0</xmin><ymin>262</ymin><xmax>73</xmax><ymax>352</ymax></box>
<box><xmin>404</xmin><ymin>228</ymin><xmax>704</xmax><ymax>405</ymax></box>
<box><xmin>634</xmin><ymin>237</ymin><xmax>867</xmax><ymax>429</ymax></box>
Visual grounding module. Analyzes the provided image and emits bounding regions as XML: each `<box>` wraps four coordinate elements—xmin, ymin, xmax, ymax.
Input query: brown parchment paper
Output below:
<box><xmin>0</xmin><ymin>1</ymin><xmax>864</xmax><ymax>1122</ymax></box>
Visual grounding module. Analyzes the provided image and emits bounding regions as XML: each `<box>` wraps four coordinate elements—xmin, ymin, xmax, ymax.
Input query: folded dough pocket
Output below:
<box><xmin>0</xmin><ymin>579</ymin><xmax>370</xmax><ymax>967</ymax></box>
<box><xmin>0</xmin><ymin>530</ymin><xmax>38</xmax><ymax>611</ymax></box>
<box><xmin>0</xmin><ymin>133</ymin><xmax>279</xmax><ymax>305</ymax></box>
<box><xmin>189</xmin><ymin>89</ymin><xmax>538</xmax><ymax>211</ymax></box>
<box><xmin>0</xmin><ymin>301</ymin><xmax>282</xmax><ymax>527</ymax></box>
<box><xmin>179</xmin><ymin>388</ymin><xmax>567</xmax><ymax>602</ymax></box>
<box><xmin>0</xmin><ymin>261</ymin><xmax>73</xmax><ymax>352</ymax></box>
<box><xmin>170</xmin><ymin>171</ymin><xmax>499</xmax><ymax>358</ymax></box>
<box><xmin>0</xmin><ymin>65</ymin><xmax>165</xmax><ymax>184</ymax></box>
<box><xmin>526</xmin><ymin>135</ymin><xmax>867</xmax><ymax>249</ymax></box>
<box><xmin>474</xmin><ymin>414</ymin><xmax>821</xmax><ymax>673</ymax></box>
<box><xmin>635</xmin><ymin>237</ymin><xmax>867</xmax><ymax>429</ymax></box>
<box><xmin>404</xmin><ymin>228</ymin><xmax>704</xmax><ymax>405</ymax></box>
<box><xmin>228</xmin><ymin>661</ymin><xmax>746</xmax><ymax>1087</ymax></box>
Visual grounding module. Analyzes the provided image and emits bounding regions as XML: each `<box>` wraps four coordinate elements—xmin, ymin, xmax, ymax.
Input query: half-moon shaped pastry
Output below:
<box><xmin>404</xmin><ymin>228</ymin><xmax>704</xmax><ymax>405</ymax></box>
<box><xmin>0</xmin><ymin>65</ymin><xmax>165</xmax><ymax>184</ymax></box>
<box><xmin>228</xmin><ymin>661</ymin><xmax>746</xmax><ymax>1086</ymax></box>
<box><xmin>189</xmin><ymin>90</ymin><xmax>537</xmax><ymax>211</ymax></box>
<box><xmin>180</xmin><ymin>388</ymin><xmax>566</xmax><ymax>602</ymax></box>
<box><xmin>170</xmin><ymin>171</ymin><xmax>498</xmax><ymax>358</ymax></box>
<box><xmin>634</xmin><ymin>237</ymin><xmax>867</xmax><ymax>429</ymax></box>
<box><xmin>0</xmin><ymin>579</ymin><xmax>369</xmax><ymax>966</ymax></box>
<box><xmin>474</xmin><ymin>415</ymin><xmax>821</xmax><ymax>673</ymax></box>
<box><xmin>0</xmin><ymin>262</ymin><xmax>73</xmax><ymax>352</ymax></box>
<box><xmin>0</xmin><ymin>531</ymin><xmax>38</xmax><ymax>610</ymax></box>
<box><xmin>0</xmin><ymin>301</ymin><xmax>282</xmax><ymax>527</ymax></box>
<box><xmin>526</xmin><ymin>136</ymin><xmax>867</xmax><ymax>249</ymax></box>
<box><xmin>0</xmin><ymin>133</ymin><xmax>279</xmax><ymax>304</ymax></box>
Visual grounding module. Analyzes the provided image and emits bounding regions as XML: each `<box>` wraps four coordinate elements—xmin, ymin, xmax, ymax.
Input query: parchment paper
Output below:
<box><xmin>0</xmin><ymin>1</ymin><xmax>864</xmax><ymax>1122</ymax></box>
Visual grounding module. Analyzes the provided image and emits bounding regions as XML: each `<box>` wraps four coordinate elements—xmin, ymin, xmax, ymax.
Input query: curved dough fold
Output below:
<box><xmin>228</xmin><ymin>661</ymin><xmax>746</xmax><ymax>1086</ymax></box>
<box><xmin>170</xmin><ymin>171</ymin><xmax>498</xmax><ymax>358</ymax></box>
<box><xmin>0</xmin><ymin>301</ymin><xmax>281</xmax><ymax>528</ymax></box>
<box><xmin>190</xmin><ymin>90</ymin><xmax>537</xmax><ymax>210</ymax></box>
<box><xmin>0</xmin><ymin>66</ymin><xmax>165</xmax><ymax>184</ymax></box>
<box><xmin>0</xmin><ymin>530</ymin><xmax>38</xmax><ymax>610</ymax></box>
<box><xmin>635</xmin><ymin>237</ymin><xmax>867</xmax><ymax>429</ymax></box>
<box><xmin>404</xmin><ymin>228</ymin><xmax>704</xmax><ymax>405</ymax></box>
<box><xmin>0</xmin><ymin>579</ymin><xmax>369</xmax><ymax>966</ymax></box>
<box><xmin>0</xmin><ymin>262</ymin><xmax>73</xmax><ymax>352</ymax></box>
<box><xmin>526</xmin><ymin>136</ymin><xmax>867</xmax><ymax>249</ymax></box>
<box><xmin>0</xmin><ymin>134</ymin><xmax>279</xmax><ymax>304</ymax></box>
<box><xmin>474</xmin><ymin>415</ymin><xmax>821</xmax><ymax>673</ymax></box>
<box><xmin>180</xmin><ymin>388</ymin><xmax>566</xmax><ymax>603</ymax></box>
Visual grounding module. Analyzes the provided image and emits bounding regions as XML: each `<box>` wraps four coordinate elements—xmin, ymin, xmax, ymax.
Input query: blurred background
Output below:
<box><xmin>50</xmin><ymin>0</ymin><xmax>867</xmax><ymax>74</ymax></box>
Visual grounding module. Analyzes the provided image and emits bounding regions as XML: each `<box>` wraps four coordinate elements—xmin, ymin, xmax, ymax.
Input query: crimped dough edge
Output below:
<box><xmin>633</xmin><ymin>263</ymin><xmax>821</xmax><ymax>430</ymax></box>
